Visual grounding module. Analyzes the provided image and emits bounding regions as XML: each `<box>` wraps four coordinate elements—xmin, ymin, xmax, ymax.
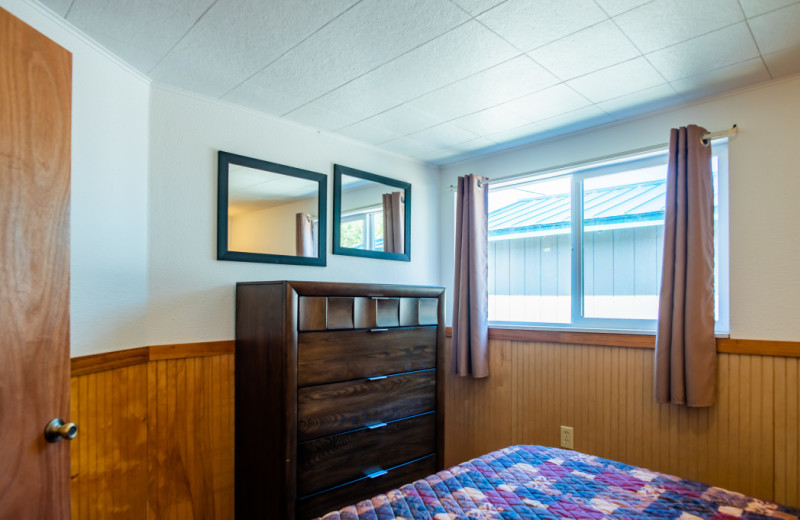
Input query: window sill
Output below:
<box><xmin>446</xmin><ymin>326</ymin><xmax>656</xmax><ymax>349</ymax></box>
<box><xmin>444</xmin><ymin>326</ymin><xmax>798</xmax><ymax>358</ymax></box>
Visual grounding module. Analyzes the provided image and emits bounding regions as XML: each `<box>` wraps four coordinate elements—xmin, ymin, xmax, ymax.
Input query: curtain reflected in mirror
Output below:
<box><xmin>382</xmin><ymin>191</ymin><xmax>404</xmax><ymax>253</ymax></box>
<box><xmin>218</xmin><ymin>151</ymin><xmax>326</xmax><ymax>265</ymax></box>
<box><xmin>295</xmin><ymin>212</ymin><xmax>317</xmax><ymax>257</ymax></box>
<box><xmin>333</xmin><ymin>165</ymin><xmax>410</xmax><ymax>261</ymax></box>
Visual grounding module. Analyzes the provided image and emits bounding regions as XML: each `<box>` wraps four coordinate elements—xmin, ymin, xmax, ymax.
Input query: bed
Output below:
<box><xmin>314</xmin><ymin>445</ymin><xmax>799</xmax><ymax>520</ymax></box>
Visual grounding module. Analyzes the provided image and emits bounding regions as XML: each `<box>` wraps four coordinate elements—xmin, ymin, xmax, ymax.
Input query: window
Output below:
<box><xmin>488</xmin><ymin>143</ymin><xmax>729</xmax><ymax>333</ymax></box>
<box><xmin>340</xmin><ymin>207</ymin><xmax>384</xmax><ymax>251</ymax></box>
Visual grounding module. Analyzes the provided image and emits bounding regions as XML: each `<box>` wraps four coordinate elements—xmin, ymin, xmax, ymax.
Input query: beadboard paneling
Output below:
<box><xmin>70</xmin><ymin>338</ymin><xmax>800</xmax><ymax>516</ymax></box>
<box><xmin>147</xmin><ymin>354</ymin><xmax>235</xmax><ymax>519</ymax></box>
<box><xmin>70</xmin><ymin>364</ymin><xmax>148</xmax><ymax>519</ymax></box>
<box><xmin>70</xmin><ymin>346</ymin><xmax>234</xmax><ymax>519</ymax></box>
<box><xmin>444</xmin><ymin>338</ymin><xmax>796</xmax><ymax>507</ymax></box>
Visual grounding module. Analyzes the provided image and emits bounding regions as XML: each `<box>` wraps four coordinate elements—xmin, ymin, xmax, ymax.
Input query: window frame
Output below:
<box><xmin>340</xmin><ymin>205</ymin><xmax>384</xmax><ymax>251</ymax></box>
<box><xmin>488</xmin><ymin>142</ymin><xmax>729</xmax><ymax>334</ymax></box>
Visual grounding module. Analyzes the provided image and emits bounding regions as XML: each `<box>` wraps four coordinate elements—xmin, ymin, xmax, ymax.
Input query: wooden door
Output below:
<box><xmin>0</xmin><ymin>7</ymin><xmax>73</xmax><ymax>518</ymax></box>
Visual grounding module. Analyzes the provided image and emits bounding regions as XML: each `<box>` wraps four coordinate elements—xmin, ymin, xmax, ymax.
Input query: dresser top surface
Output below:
<box><xmin>236</xmin><ymin>280</ymin><xmax>445</xmax><ymax>298</ymax></box>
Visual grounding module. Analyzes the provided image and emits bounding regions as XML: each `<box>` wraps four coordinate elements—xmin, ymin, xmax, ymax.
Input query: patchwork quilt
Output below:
<box><xmin>316</xmin><ymin>445</ymin><xmax>799</xmax><ymax>520</ymax></box>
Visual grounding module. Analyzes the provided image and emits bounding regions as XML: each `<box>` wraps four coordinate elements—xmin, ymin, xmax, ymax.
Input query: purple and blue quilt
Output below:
<box><xmin>316</xmin><ymin>445</ymin><xmax>799</xmax><ymax>520</ymax></box>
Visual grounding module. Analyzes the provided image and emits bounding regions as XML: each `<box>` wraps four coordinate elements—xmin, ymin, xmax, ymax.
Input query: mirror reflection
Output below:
<box><xmin>217</xmin><ymin>152</ymin><xmax>327</xmax><ymax>265</ymax></box>
<box><xmin>333</xmin><ymin>165</ymin><xmax>410</xmax><ymax>262</ymax></box>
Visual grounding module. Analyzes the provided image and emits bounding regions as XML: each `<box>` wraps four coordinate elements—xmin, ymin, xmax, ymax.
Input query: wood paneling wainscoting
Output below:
<box><xmin>69</xmin><ymin>342</ymin><xmax>234</xmax><ymax>519</ymax></box>
<box><xmin>443</xmin><ymin>336</ymin><xmax>800</xmax><ymax>508</ymax></box>
<box><xmin>70</xmin><ymin>335</ymin><xmax>800</xmax><ymax>517</ymax></box>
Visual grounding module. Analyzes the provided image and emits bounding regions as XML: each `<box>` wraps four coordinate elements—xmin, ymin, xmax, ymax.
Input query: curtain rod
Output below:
<box><xmin>448</xmin><ymin>124</ymin><xmax>738</xmax><ymax>191</ymax></box>
<box><xmin>701</xmin><ymin>124</ymin><xmax>738</xmax><ymax>145</ymax></box>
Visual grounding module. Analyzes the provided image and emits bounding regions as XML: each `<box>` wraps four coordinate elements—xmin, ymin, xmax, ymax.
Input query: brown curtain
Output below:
<box><xmin>382</xmin><ymin>192</ymin><xmax>404</xmax><ymax>253</ymax></box>
<box><xmin>452</xmin><ymin>174</ymin><xmax>489</xmax><ymax>378</ymax></box>
<box><xmin>295</xmin><ymin>213</ymin><xmax>315</xmax><ymax>257</ymax></box>
<box><xmin>655</xmin><ymin>125</ymin><xmax>716</xmax><ymax>407</ymax></box>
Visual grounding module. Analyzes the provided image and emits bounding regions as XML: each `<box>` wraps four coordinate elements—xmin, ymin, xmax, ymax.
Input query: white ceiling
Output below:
<box><xmin>40</xmin><ymin>0</ymin><xmax>800</xmax><ymax>165</ymax></box>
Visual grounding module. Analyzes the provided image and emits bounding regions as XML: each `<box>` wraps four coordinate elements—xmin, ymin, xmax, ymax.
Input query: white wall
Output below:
<box><xmin>440</xmin><ymin>74</ymin><xmax>800</xmax><ymax>341</ymax></box>
<box><xmin>3</xmin><ymin>0</ymin><xmax>439</xmax><ymax>356</ymax></box>
<box><xmin>146</xmin><ymin>86</ymin><xmax>440</xmax><ymax>347</ymax></box>
<box><xmin>1</xmin><ymin>0</ymin><xmax>151</xmax><ymax>357</ymax></box>
<box><xmin>229</xmin><ymin>196</ymin><xmax>318</xmax><ymax>256</ymax></box>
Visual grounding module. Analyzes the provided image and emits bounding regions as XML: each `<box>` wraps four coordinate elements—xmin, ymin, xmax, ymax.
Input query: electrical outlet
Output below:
<box><xmin>560</xmin><ymin>426</ymin><xmax>574</xmax><ymax>449</ymax></box>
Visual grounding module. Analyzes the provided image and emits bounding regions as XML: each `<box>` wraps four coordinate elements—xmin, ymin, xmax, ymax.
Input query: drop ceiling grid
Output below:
<box><xmin>316</xmin><ymin>0</ymin><xmax>748</xmax><ymax>158</ymax></box>
<box><xmin>379</xmin><ymin>0</ymin><xmax>800</xmax><ymax>161</ymax></box>
<box><xmin>36</xmin><ymin>0</ymin><xmax>800</xmax><ymax>164</ymax></box>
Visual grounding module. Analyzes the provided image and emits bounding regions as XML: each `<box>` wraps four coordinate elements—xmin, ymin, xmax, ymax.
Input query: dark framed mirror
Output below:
<box><xmin>333</xmin><ymin>164</ymin><xmax>410</xmax><ymax>262</ymax></box>
<box><xmin>217</xmin><ymin>151</ymin><xmax>327</xmax><ymax>266</ymax></box>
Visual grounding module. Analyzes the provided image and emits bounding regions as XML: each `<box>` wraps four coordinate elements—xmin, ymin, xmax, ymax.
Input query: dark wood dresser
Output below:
<box><xmin>235</xmin><ymin>281</ymin><xmax>445</xmax><ymax>519</ymax></box>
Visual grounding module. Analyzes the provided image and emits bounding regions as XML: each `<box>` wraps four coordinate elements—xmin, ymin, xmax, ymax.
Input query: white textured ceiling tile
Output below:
<box><xmin>407</xmin><ymin>82</ymin><xmax>488</xmax><ymax>120</ymax></box>
<box><xmin>593</xmin><ymin>0</ymin><xmax>652</xmax><ymax>16</ymax></box>
<box><xmin>528</xmin><ymin>20</ymin><xmax>640</xmax><ymax>80</ymax></box>
<box><xmin>223</xmin><ymin>63</ymin><xmax>328</xmax><ymax>115</ymax></box>
<box><xmin>381</xmin><ymin>137</ymin><xmax>438</xmax><ymax>156</ymax></box>
<box><xmin>408</xmin><ymin>56</ymin><xmax>558</xmax><ymax>119</ymax></box>
<box><xmin>452</xmin><ymin>106</ymin><xmax>529</xmax><ymax>135</ymax></box>
<box><xmin>614</xmin><ymin>0</ymin><xmax>745</xmax><ymax>53</ymax></box>
<box><xmin>477</xmin><ymin>0</ymin><xmax>608</xmax><ymax>51</ymax></box>
<box><xmin>311</xmin><ymin>79</ymin><xmax>402</xmax><ymax>122</ymax></box>
<box><xmin>65</xmin><ymin>0</ymin><xmax>216</xmax><ymax>72</ymax></box>
<box><xmin>449</xmin><ymin>0</ymin><xmax>508</xmax><ymax>16</ymax></box>
<box><xmin>364</xmin><ymin>21</ymin><xmax>520</xmax><ymax>102</ymax></box>
<box><xmin>533</xmin><ymin>105</ymin><xmax>612</xmax><ymax>130</ymax></box>
<box><xmin>518</xmin><ymin>106</ymin><xmax>614</xmax><ymax>142</ymax></box>
<box><xmin>566</xmin><ymin>58</ymin><xmax>665</xmax><ymax>103</ymax></box>
<box><xmin>335</xmin><ymin>122</ymin><xmax>401</xmax><ymax>145</ymax></box>
<box><xmin>283</xmin><ymin>104</ymin><xmax>359</xmax><ymax>131</ymax></box>
<box><xmin>78</xmin><ymin>37</ymin><xmax>173</xmax><ymax>74</ymax></box>
<box><xmin>671</xmin><ymin>58</ymin><xmax>771</xmax><ymax>101</ymax></box>
<box><xmin>748</xmin><ymin>3</ymin><xmax>800</xmax><ymax>55</ymax></box>
<box><xmin>418</xmin><ymin>137</ymin><xmax>498</xmax><ymax>163</ymax></box>
<box><xmin>283</xmin><ymin>0</ymin><xmax>469</xmax><ymax>81</ymax></box>
<box><xmin>486</xmin><ymin>121</ymin><xmax>541</xmax><ymax>144</ymax></box>
<box><xmin>454</xmin><ymin>56</ymin><xmax>559</xmax><ymax>102</ymax></box>
<box><xmin>38</xmin><ymin>0</ymin><xmax>74</xmax><ymax>16</ymax></box>
<box><xmin>646</xmin><ymin>23</ymin><xmax>759</xmax><ymax>82</ymax></box>
<box><xmin>225</xmin><ymin>0</ymin><xmax>469</xmax><ymax>115</ymax></box>
<box><xmin>409</xmin><ymin>123</ymin><xmax>478</xmax><ymax>149</ymax></box>
<box><xmin>502</xmin><ymin>84</ymin><xmax>591</xmax><ymax>121</ymax></box>
<box><xmin>361</xmin><ymin>105</ymin><xmax>441</xmax><ymax>136</ymax></box>
<box><xmin>763</xmin><ymin>49</ymin><xmax>800</xmax><ymax>78</ymax></box>
<box><xmin>150</xmin><ymin>0</ymin><xmax>357</xmax><ymax>97</ymax></box>
<box><xmin>450</xmin><ymin>137</ymin><xmax>497</xmax><ymax>152</ymax></box>
<box><xmin>739</xmin><ymin>0</ymin><xmax>799</xmax><ymax>17</ymax></box>
<box><xmin>411</xmin><ymin>149</ymin><xmax>454</xmax><ymax>163</ymax></box>
<box><xmin>597</xmin><ymin>84</ymin><xmax>682</xmax><ymax>119</ymax></box>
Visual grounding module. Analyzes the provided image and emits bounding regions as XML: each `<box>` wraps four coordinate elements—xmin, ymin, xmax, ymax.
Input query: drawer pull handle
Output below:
<box><xmin>367</xmin><ymin>375</ymin><xmax>387</xmax><ymax>381</ymax></box>
<box><xmin>369</xmin><ymin>328</ymin><xmax>389</xmax><ymax>332</ymax></box>
<box><xmin>364</xmin><ymin>468</ymin><xmax>388</xmax><ymax>479</ymax></box>
<box><xmin>368</xmin><ymin>422</ymin><xmax>388</xmax><ymax>429</ymax></box>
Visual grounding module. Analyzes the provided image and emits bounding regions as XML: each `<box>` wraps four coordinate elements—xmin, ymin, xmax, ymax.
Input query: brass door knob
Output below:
<box><xmin>44</xmin><ymin>418</ymin><xmax>78</xmax><ymax>443</ymax></box>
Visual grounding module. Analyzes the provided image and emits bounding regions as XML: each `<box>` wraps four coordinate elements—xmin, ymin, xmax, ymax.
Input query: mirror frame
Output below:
<box><xmin>332</xmin><ymin>164</ymin><xmax>411</xmax><ymax>262</ymax></box>
<box><xmin>217</xmin><ymin>151</ymin><xmax>327</xmax><ymax>266</ymax></box>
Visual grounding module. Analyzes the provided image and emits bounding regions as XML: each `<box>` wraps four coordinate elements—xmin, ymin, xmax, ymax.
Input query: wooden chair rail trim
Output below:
<box><xmin>71</xmin><ymin>340</ymin><xmax>236</xmax><ymax>375</ymax></box>
<box><xmin>444</xmin><ymin>327</ymin><xmax>800</xmax><ymax>358</ymax></box>
<box><xmin>70</xmin><ymin>347</ymin><xmax>150</xmax><ymax>376</ymax></box>
<box><xmin>72</xmin><ymin>331</ymin><xmax>800</xmax><ymax>376</ymax></box>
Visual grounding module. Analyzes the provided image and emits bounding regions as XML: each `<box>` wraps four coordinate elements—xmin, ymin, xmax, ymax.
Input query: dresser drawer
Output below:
<box><xmin>298</xmin><ymin>296</ymin><xmax>439</xmax><ymax>331</ymax></box>
<box><xmin>297</xmin><ymin>327</ymin><xmax>436</xmax><ymax>386</ymax></box>
<box><xmin>297</xmin><ymin>455</ymin><xmax>437</xmax><ymax>520</ymax></box>
<box><xmin>297</xmin><ymin>370</ymin><xmax>436</xmax><ymax>441</ymax></box>
<box><xmin>297</xmin><ymin>412</ymin><xmax>435</xmax><ymax>496</ymax></box>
